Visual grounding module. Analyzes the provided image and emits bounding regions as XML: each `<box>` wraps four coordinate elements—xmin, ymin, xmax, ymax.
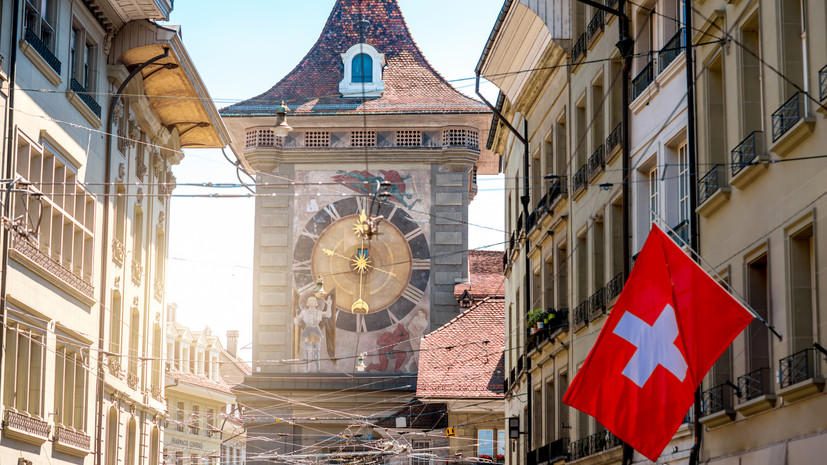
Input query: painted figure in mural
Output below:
<box><xmin>366</xmin><ymin>323</ymin><xmax>411</xmax><ymax>372</ymax></box>
<box><xmin>331</xmin><ymin>169</ymin><xmax>422</xmax><ymax>209</ymax></box>
<box><xmin>294</xmin><ymin>292</ymin><xmax>333</xmax><ymax>371</ymax></box>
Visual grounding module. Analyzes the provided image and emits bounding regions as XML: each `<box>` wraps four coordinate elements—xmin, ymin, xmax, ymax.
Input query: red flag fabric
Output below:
<box><xmin>562</xmin><ymin>225</ymin><xmax>754</xmax><ymax>461</ymax></box>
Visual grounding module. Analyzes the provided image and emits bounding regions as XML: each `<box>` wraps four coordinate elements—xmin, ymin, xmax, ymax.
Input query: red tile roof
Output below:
<box><xmin>220</xmin><ymin>0</ymin><xmax>487</xmax><ymax>116</ymax></box>
<box><xmin>454</xmin><ymin>250</ymin><xmax>505</xmax><ymax>299</ymax></box>
<box><xmin>416</xmin><ymin>297</ymin><xmax>505</xmax><ymax>399</ymax></box>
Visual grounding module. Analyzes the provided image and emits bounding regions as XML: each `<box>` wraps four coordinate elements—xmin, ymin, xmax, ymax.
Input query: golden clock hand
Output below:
<box><xmin>322</xmin><ymin>248</ymin><xmax>397</xmax><ymax>277</ymax></box>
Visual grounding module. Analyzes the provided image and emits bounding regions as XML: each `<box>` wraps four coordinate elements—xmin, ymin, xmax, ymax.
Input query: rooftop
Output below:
<box><xmin>454</xmin><ymin>250</ymin><xmax>505</xmax><ymax>299</ymax></box>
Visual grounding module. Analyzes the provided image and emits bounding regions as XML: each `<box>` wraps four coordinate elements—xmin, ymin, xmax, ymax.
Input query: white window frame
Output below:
<box><xmin>3</xmin><ymin>313</ymin><xmax>46</xmax><ymax>417</ymax></box>
<box><xmin>678</xmin><ymin>143</ymin><xmax>689</xmax><ymax>224</ymax></box>
<box><xmin>648</xmin><ymin>166</ymin><xmax>659</xmax><ymax>227</ymax></box>
<box><xmin>54</xmin><ymin>335</ymin><xmax>89</xmax><ymax>431</ymax></box>
<box><xmin>339</xmin><ymin>43</ymin><xmax>386</xmax><ymax>97</ymax></box>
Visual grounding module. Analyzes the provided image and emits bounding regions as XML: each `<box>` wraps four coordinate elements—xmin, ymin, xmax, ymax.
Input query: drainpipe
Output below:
<box><xmin>94</xmin><ymin>47</ymin><xmax>171</xmax><ymax>465</ymax></box>
<box><xmin>0</xmin><ymin>0</ymin><xmax>22</xmax><ymax>389</ymax></box>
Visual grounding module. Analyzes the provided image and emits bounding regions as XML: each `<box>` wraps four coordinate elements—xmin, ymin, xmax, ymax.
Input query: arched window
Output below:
<box><xmin>106</xmin><ymin>407</ymin><xmax>118</xmax><ymax>464</ymax></box>
<box><xmin>352</xmin><ymin>53</ymin><xmax>373</xmax><ymax>83</ymax></box>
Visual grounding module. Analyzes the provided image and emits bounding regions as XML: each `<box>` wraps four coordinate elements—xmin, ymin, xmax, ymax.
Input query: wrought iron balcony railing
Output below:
<box><xmin>779</xmin><ymin>348</ymin><xmax>821</xmax><ymax>388</ymax></box>
<box><xmin>658</xmin><ymin>28</ymin><xmax>684</xmax><ymax>73</ymax></box>
<box><xmin>573</xmin><ymin>164</ymin><xmax>588</xmax><ymax>194</ymax></box>
<box><xmin>731</xmin><ymin>130</ymin><xmax>764</xmax><ymax>177</ymax></box>
<box><xmin>587</xmin><ymin>145</ymin><xmax>605</xmax><ymax>180</ymax></box>
<box><xmin>605</xmin><ymin>272</ymin><xmax>625</xmax><ymax>302</ymax></box>
<box><xmin>572</xmin><ymin>33</ymin><xmax>587</xmax><ymax>64</ymax></box>
<box><xmin>70</xmin><ymin>78</ymin><xmax>102</xmax><ymax>118</ymax></box>
<box><xmin>632</xmin><ymin>61</ymin><xmax>654</xmax><ymax>100</ymax></box>
<box><xmin>819</xmin><ymin>65</ymin><xmax>827</xmax><ymax>101</ymax></box>
<box><xmin>589</xmin><ymin>287</ymin><xmax>606</xmax><ymax>317</ymax></box>
<box><xmin>772</xmin><ymin>92</ymin><xmax>806</xmax><ymax>141</ymax></box>
<box><xmin>528</xmin><ymin>438</ymin><xmax>570</xmax><ymax>465</ymax></box>
<box><xmin>573</xmin><ymin>300</ymin><xmax>589</xmax><ymax>327</ymax></box>
<box><xmin>698</xmin><ymin>164</ymin><xmax>725</xmax><ymax>206</ymax></box>
<box><xmin>737</xmin><ymin>367</ymin><xmax>772</xmax><ymax>401</ymax></box>
<box><xmin>570</xmin><ymin>430</ymin><xmax>622</xmax><ymax>460</ymax></box>
<box><xmin>701</xmin><ymin>383</ymin><xmax>734</xmax><ymax>416</ymax></box>
<box><xmin>587</xmin><ymin>10</ymin><xmax>604</xmax><ymax>43</ymax></box>
<box><xmin>3</xmin><ymin>409</ymin><xmax>50</xmax><ymax>440</ymax></box>
<box><xmin>54</xmin><ymin>425</ymin><xmax>92</xmax><ymax>452</ymax></box>
<box><xmin>24</xmin><ymin>28</ymin><xmax>61</xmax><ymax>75</ymax></box>
<box><xmin>547</xmin><ymin>176</ymin><xmax>567</xmax><ymax>207</ymax></box>
<box><xmin>606</xmin><ymin>122</ymin><xmax>622</xmax><ymax>154</ymax></box>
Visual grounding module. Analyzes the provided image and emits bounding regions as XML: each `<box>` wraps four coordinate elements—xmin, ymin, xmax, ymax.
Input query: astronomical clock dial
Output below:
<box><xmin>292</xmin><ymin>197</ymin><xmax>430</xmax><ymax>332</ymax></box>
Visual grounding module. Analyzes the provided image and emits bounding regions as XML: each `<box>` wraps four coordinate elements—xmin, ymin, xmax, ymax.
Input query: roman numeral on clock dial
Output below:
<box><xmin>293</xmin><ymin>260</ymin><xmax>311</xmax><ymax>272</ymax></box>
<box><xmin>401</xmin><ymin>283</ymin><xmax>426</xmax><ymax>304</ymax></box>
<box><xmin>355</xmin><ymin>196</ymin><xmax>369</xmax><ymax>214</ymax></box>
<box><xmin>404</xmin><ymin>227</ymin><xmax>424</xmax><ymax>242</ymax></box>
<box><xmin>412</xmin><ymin>259</ymin><xmax>430</xmax><ymax>270</ymax></box>
<box><xmin>324</xmin><ymin>204</ymin><xmax>341</xmax><ymax>222</ymax></box>
<box><xmin>297</xmin><ymin>281</ymin><xmax>316</xmax><ymax>294</ymax></box>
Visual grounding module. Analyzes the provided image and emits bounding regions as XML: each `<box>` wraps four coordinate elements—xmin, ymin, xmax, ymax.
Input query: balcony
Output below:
<box><xmin>2</xmin><ymin>409</ymin><xmax>50</xmax><ymax>445</ymax></box>
<box><xmin>605</xmin><ymin>122</ymin><xmax>622</xmax><ymax>156</ymax></box>
<box><xmin>736</xmin><ymin>367</ymin><xmax>777</xmax><ymax>416</ymax></box>
<box><xmin>571</xmin><ymin>33</ymin><xmax>587</xmax><ymax>65</ymax></box>
<box><xmin>700</xmin><ymin>384</ymin><xmax>735</xmax><ymax>428</ymax></box>
<box><xmin>632</xmin><ymin>61</ymin><xmax>654</xmax><ymax>100</ymax></box>
<box><xmin>572</xmin><ymin>164</ymin><xmax>588</xmax><ymax>197</ymax></box>
<box><xmin>667</xmin><ymin>220</ymin><xmax>690</xmax><ymax>246</ymax></box>
<box><xmin>605</xmin><ymin>272</ymin><xmax>625</xmax><ymax>302</ymax></box>
<box><xmin>244</xmin><ymin>126</ymin><xmax>480</xmax><ymax>151</ymax></box>
<box><xmin>573</xmin><ymin>300</ymin><xmax>589</xmax><ymax>329</ymax></box>
<box><xmin>587</xmin><ymin>145</ymin><xmax>605</xmax><ymax>181</ymax></box>
<box><xmin>658</xmin><ymin>28</ymin><xmax>684</xmax><ymax>73</ymax></box>
<box><xmin>54</xmin><ymin>425</ymin><xmax>92</xmax><ymax>456</ymax></box>
<box><xmin>69</xmin><ymin>78</ymin><xmax>102</xmax><ymax>119</ymax></box>
<box><xmin>10</xmin><ymin>231</ymin><xmax>95</xmax><ymax>301</ymax></box>
<box><xmin>771</xmin><ymin>92</ymin><xmax>814</xmax><ymax>156</ymax></box>
<box><xmin>696</xmin><ymin>164</ymin><xmax>729</xmax><ymax>217</ymax></box>
<box><xmin>586</xmin><ymin>9</ymin><xmax>604</xmax><ymax>45</ymax></box>
<box><xmin>24</xmin><ymin>27</ymin><xmax>61</xmax><ymax>75</ymax></box>
<box><xmin>820</xmin><ymin>65</ymin><xmax>827</xmax><ymax>101</ymax></box>
<box><xmin>588</xmin><ymin>288</ymin><xmax>605</xmax><ymax>318</ymax></box>
<box><xmin>528</xmin><ymin>438</ymin><xmax>570</xmax><ymax>465</ymax></box>
<box><xmin>569</xmin><ymin>430</ymin><xmax>622</xmax><ymax>460</ymax></box>
<box><xmin>730</xmin><ymin>130</ymin><xmax>767</xmax><ymax>188</ymax></box>
<box><xmin>526</xmin><ymin>309</ymin><xmax>569</xmax><ymax>354</ymax></box>
<box><xmin>547</xmin><ymin>176</ymin><xmax>567</xmax><ymax>209</ymax></box>
<box><xmin>778</xmin><ymin>348</ymin><xmax>824</xmax><ymax>402</ymax></box>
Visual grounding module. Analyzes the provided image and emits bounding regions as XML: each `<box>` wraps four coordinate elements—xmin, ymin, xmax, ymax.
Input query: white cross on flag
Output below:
<box><xmin>563</xmin><ymin>225</ymin><xmax>754</xmax><ymax>461</ymax></box>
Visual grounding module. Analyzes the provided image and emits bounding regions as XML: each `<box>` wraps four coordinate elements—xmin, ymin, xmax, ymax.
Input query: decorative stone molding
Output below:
<box><xmin>339</xmin><ymin>42</ymin><xmax>386</xmax><ymax>97</ymax></box>
<box><xmin>10</xmin><ymin>232</ymin><xmax>94</xmax><ymax>300</ymax></box>
<box><xmin>2</xmin><ymin>409</ymin><xmax>50</xmax><ymax>445</ymax></box>
<box><xmin>154</xmin><ymin>280</ymin><xmax>165</xmax><ymax>303</ymax></box>
<box><xmin>136</xmin><ymin>150</ymin><xmax>147</xmax><ymax>181</ymax></box>
<box><xmin>157</xmin><ymin>211</ymin><xmax>166</xmax><ymax>230</ymax></box>
<box><xmin>136</xmin><ymin>188</ymin><xmax>144</xmax><ymax>205</ymax></box>
<box><xmin>117</xmin><ymin>163</ymin><xmax>126</xmax><ymax>182</ymax></box>
<box><xmin>132</xmin><ymin>259</ymin><xmax>143</xmax><ymax>285</ymax></box>
<box><xmin>112</xmin><ymin>239</ymin><xmax>125</xmax><ymax>266</ymax></box>
<box><xmin>53</xmin><ymin>425</ymin><xmax>92</xmax><ymax>456</ymax></box>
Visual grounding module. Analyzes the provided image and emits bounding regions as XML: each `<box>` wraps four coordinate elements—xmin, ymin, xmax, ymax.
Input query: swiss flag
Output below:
<box><xmin>562</xmin><ymin>225</ymin><xmax>754</xmax><ymax>461</ymax></box>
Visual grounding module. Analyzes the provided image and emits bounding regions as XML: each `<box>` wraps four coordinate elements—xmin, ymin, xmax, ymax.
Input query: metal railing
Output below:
<box><xmin>572</xmin><ymin>33</ymin><xmax>587</xmax><ymax>64</ymax></box>
<box><xmin>70</xmin><ymin>78</ymin><xmax>102</xmax><ymax>118</ymax></box>
<box><xmin>573</xmin><ymin>164</ymin><xmax>588</xmax><ymax>193</ymax></box>
<box><xmin>819</xmin><ymin>65</ymin><xmax>827</xmax><ymax>101</ymax></box>
<box><xmin>658</xmin><ymin>28</ymin><xmax>684</xmax><ymax>73</ymax></box>
<box><xmin>606</xmin><ymin>122</ymin><xmax>622</xmax><ymax>154</ymax></box>
<box><xmin>3</xmin><ymin>409</ymin><xmax>50</xmax><ymax>439</ymax></box>
<box><xmin>632</xmin><ymin>61</ymin><xmax>654</xmax><ymax>100</ymax></box>
<box><xmin>701</xmin><ymin>384</ymin><xmax>734</xmax><ymax>416</ymax></box>
<box><xmin>548</xmin><ymin>176</ymin><xmax>567</xmax><ymax>207</ymax></box>
<box><xmin>737</xmin><ymin>367</ymin><xmax>772</xmax><ymax>401</ymax></box>
<box><xmin>587</xmin><ymin>145</ymin><xmax>605</xmax><ymax>180</ymax></box>
<box><xmin>731</xmin><ymin>131</ymin><xmax>764</xmax><ymax>177</ymax></box>
<box><xmin>589</xmin><ymin>287</ymin><xmax>606</xmax><ymax>317</ymax></box>
<box><xmin>605</xmin><ymin>0</ymin><xmax>619</xmax><ymax>9</ymax></box>
<box><xmin>668</xmin><ymin>220</ymin><xmax>690</xmax><ymax>245</ymax></box>
<box><xmin>606</xmin><ymin>272</ymin><xmax>625</xmax><ymax>302</ymax></box>
<box><xmin>587</xmin><ymin>10</ymin><xmax>605</xmax><ymax>43</ymax></box>
<box><xmin>698</xmin><ymin>164</ymin><xmax>725</xmax><ymax>205</ymax></box>
<box><xmin>54</xmin><ymin>425</ymin><xmax>91</xmax><ymax>451</ymax></box>
<box><xmin>772</xmin><ymin>92</ymin><xmax>805</xmax><ymax>141</ymax></box>
<box><xmin>569</xmin><ymin>430</ymin><xmax>622</xmax><ymax>460</ymax></box>
<box><xmin>528</xmin><ymin>438</ymin><xmax>570</xmax><ymax>465</ymax></box>
<box><xmin>779</xmin><ymin>348</ymin><xmax>820</xmax><ymax>388</ymax></box>
<box><xmin>573</xmin><ymin>300</ymin><xmax>589</xmax><ymax>327</ymax></box>
<box><xmin>25</xmin><ymin>28</ymin><xmax>61</xmax><ymax>75</ymax></box>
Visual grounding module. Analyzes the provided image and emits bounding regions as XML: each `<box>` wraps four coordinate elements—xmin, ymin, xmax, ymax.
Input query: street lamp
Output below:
<box><xmin>272</xmin><ymin>102</ymin><xmax>293</xmax><ymax>137</ymax></box>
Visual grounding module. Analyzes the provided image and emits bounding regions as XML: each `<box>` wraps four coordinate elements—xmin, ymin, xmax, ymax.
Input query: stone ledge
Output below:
<box><xmin>778</xmin><ymin>377</ymin><xmax>825</xmax><ymax>403</ymax></box>
<box><xmin>735</xmin><ymin>394</ymin><xmax>777</xmax><ymax>417</ymax></box>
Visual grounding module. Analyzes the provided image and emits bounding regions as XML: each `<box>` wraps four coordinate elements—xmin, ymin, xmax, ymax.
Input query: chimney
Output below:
<box><xmin>167</xmin><ymin>303</ymin><xmax>177</xmax><ymax>323</ymax></box>
<box><xmin>226</xmin><ymin>330</ymin><xmax>239</xmax><ymax>358</ymax></box>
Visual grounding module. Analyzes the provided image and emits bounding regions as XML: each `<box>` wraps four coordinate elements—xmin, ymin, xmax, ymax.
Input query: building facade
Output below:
<box><xmin>165</xmin><ymin>311</ymin><xmax>247</xmax><ymax>465</ymax></box>
<box><xmin>480</xmin><ymin>0</ymin><xmax>826</xmax><ymax>464</ymax></box>
<box><xmin>219</xmin><ymin>0</ymin><xmax>496</xmax><ymax>462</ymax></box>
<box><xmin>0</xmin><ymin>1</ymin><xmax>228</xmax><ymax>464</ymax></box>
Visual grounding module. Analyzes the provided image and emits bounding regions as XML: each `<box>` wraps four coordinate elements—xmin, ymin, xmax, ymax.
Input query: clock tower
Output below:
<box><xmin>220</xmin><ymin>0</ymin><xmax>495</xmax><ymax>460</ymax></box>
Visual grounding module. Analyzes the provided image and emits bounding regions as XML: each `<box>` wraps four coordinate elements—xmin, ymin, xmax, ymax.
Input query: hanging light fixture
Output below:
<box><xmin>272</xmin><ymin>102</ymin><xmax>293</xmax><ymax>137</ymax></box>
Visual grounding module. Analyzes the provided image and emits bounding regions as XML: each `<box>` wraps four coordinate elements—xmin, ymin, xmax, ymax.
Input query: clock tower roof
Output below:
<box><xmin>220</xmin><ymin>0</ymin><xmax>487</xmax><ymax>116</ymax></box>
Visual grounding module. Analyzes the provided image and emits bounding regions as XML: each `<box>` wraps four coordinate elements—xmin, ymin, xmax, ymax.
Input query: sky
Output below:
<box><xmin>163</xmin><ymin>0</ymin><xmax>507</xmax><ymax>359</ymax></box>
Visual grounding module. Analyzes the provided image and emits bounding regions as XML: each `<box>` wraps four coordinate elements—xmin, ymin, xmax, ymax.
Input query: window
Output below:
<box><xmin>555</xmin><ymin>117</ymin><xmax>567</xmax><ymax>176</ymax></box>
<box><xmin>556</xmin><ymin>246</ymin><xmax>568</xmax><ymax>309</ymax></box>
<box><xmin>704</xmin><ymin>55</ymin><xmax>726</xmax><ymax>167</ymax></box>
<box><xmin>106</xmin><ymin>407</ymin><xmax>118</xmax><ymax>464</ymax></box>
<box><xmin>151</xmin><ymin>323</ymin><xmax>162</xmax><ymax>392</ymax></box>
<box><xmin>559</xmin><ymin>372</ymin><xmax>569</xmax><ymax>436</ymax></box>
<box><xmin>648</xmin><ymin>167</ymin><xmax>659</xmax><ymax>226</ymax></box>
<box><xmin>497</xmin><ymin>430</ymin><xmax>506</xmax><ymax>458</ymax></box>
<box><xmin>110</xmin><ymin>292</ymin><xmax>122</xmax><ymax>359</ymax></box>
<box><xmin>533</xmin><ymin>388</ymin><xmax>542</xmax><ymax>446</ymax></box>
<box><xmin>155</xmin><ymin>227</ymin><xmax>166</xmax><ymax>292</ymax></box>
<box><xmin>739</xmin><ymin>14</ymin><xmax>762</xmax><ymax>135</ymax></box>
<box><xmin>25</xmin><ymin>0</ymin><xmax>57</xmax><ymax>51</ymax></box>
<box><xmin>576</xmin><ymin>234</ymin><xmax>588</xmax><ymax>304</ymax></box>
<box><xmin>149</xmin><ymin>427</ymin><xmax>160</xmax><ymax>465</ymax></box>
<box><xmin>678</xmin><ymin>144</ymin><xmax>689</xmax><ymax>225</ymax></box>
<box><xmin>543</xmin><ymin>133</ymin><xmax>554</xmax><ymax>177</ymax></box>
<box><xmin>3</xmin><ymin>318</ymin><xmax>45</xmax><ymax>416</ymax></box>
<box><xmin>592</xmin><ymin>219</ymin><xmax>605</xmax><ymax>290</ymax></box>
<box><xmin>128</xmin><ymin>308</ymin><xmax>139</xmax><ymax>378</ymax></box>
<box><xmin>610</xmin><ymin>198</ymin><xmax>623</xmax><ymax>278</ymax></box>
<box><xmin>70</xmin><ymin>24</ymin><xmax>97</xmax><ymax>92</ymax></box>
<box><xmin>176</xmin><ymin>402</ymin><xmax>185</xmax><ymax>432</ymax></box>
<box><xmin>545</xmin><ymin>379</ymin><xmax>556</xmax><ymax>442</ymax></box>
<box><xmin>411</xmin><ymin>440</ymin><xmax>431</xmax><ymax>465</ymax></box>
<box><xmin>543</xmin><ymin>257</ymin><xmax>554</xmax><ymax>311</ymax></box>
<box><xmin>789</xmin><ymin>224</ymin><xmax>815</xmax><ymax>353</ymax></box>
<box><xmin>779</xmin><ymin>0</ymin><xmax>804</xmax><ymax>99</ymax></box>
<box><xmin>352</xmin><ymin>53</ymin><xmax>373</xmax><ymax>83</ymax></box>
<box><xmin>746</xmin><ymin>255</ymin><xmax>770</xmax><ymax>373</ymax></box>
<box><xmin>191</xmin><ymin>405</ymin><xmax>200</xmax><ymax>435</ymax></box>
<box><xmin>575</xmin><ymin>97</ymin><xmax>587</xmax><ymax>169</ymax></box>
<box><xmin>531</xmin><ymin>151</ymin><xmax>542</xmax><ymax>204</ymax></box>
<box><xmin>207</xmin><ymin>408</ymin><xmax>215</xmax><ymax>436</ymax></box>
<box><xmin>477</xmin><ymin>429</ymin><xmax>495</xmax><ymax>457</ymax></box>
<box><xmin>125</xmin><ymin>419</ymin><xmax>137</xmax><ymax>465</ymax></box>
<box><xmin>54</xmin><ymin>340</ymin><xmax>88</xmax><ymax>430</ymax></box>
<box><xmin>590</xmin><ymin>79</ymin><xmax>604</xmax><ymax>154</ymax></box>
<box><xmin>15</xmin><ymin>136</ymin><xmax>96</xmax><ymax>284</ymax></box>
<box><xmin>133</xmin><ymin>208</ymin><xmax>144</xmax><ymax>263</ymax></box>
<box><xmin>339</xmin><ymin>43</ymin><xmax>386</xmax><ymax>97</ymax></box>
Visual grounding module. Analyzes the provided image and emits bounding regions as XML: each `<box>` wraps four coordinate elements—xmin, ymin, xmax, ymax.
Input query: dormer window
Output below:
<box><xmin>340</xmin><ymin>43</ymin><xmax>385</xmax><ymax>97</ymax></box>
<box><xmin>352</xmin><ymin>53</ymin><xmax>373</xmax><ymax>83</ymax></box>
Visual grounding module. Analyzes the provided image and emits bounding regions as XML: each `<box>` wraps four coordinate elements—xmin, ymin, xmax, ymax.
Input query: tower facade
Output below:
<box><xmin>220</xmin><ymin>0</ymin><xmax>495</xmax><ymax>461</ymax></box>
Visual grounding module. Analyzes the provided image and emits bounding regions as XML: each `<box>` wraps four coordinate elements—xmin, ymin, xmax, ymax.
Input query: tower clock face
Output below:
<box><xmin>292</xmin><ymin>197</ymin><xmax>431</xmax><ymax>332</ymax></box>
